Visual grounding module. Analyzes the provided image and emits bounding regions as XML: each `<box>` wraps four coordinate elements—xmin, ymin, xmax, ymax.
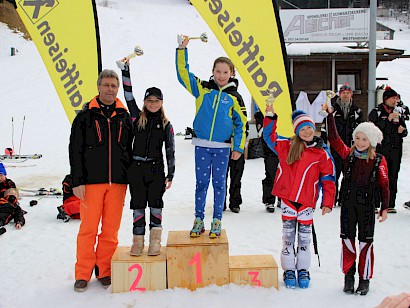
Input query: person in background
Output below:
<box><xmin>120</xmin><ymin>60</ymin><xmax>175</xmax><ymax>257</ymax></box>
<box><xmin>263</xmin><ymin>107</ymin><xmax>336</xmax><ymax>289</ymax></box>
<box><xmin>0</xmin><ymin>162</ymin><xmax>16</xmax><ymax>199</ymax></box>
<box><xmin>0</xmin><ymin>188</ymin><xmax>26</xmax><ymax>235</ymax></box>
<box><xmin>323</xmin><ymin>103</ymin><xmax>389</xmax><ymax>296</ymax></box>
<box><xmin>254</xmin><ymin>110</ymin><xmax>280</xmax><ymax>213</ymax></box>
<box><xmin>369</xmin><ymin>86</ymin><xmax>407</xmax><ymax>213</ymax></box>
<box><xmin>176</xmin><ymin>35</ymin><xmax>247</xmax><ymax>238</ymax></box>
<box><xmin>322</xmin><ymin>83</ymin><xmax>364</xmax><ymax>206</ymax></box>
<box><xmin>69</xmin><ymin>69</ymin><xmax>133</xmax><ymax>292</ymax></box>
<box><xmin>56</xmin><ymin>174</ymin><xmax>81</xmax><ymax>222</ymax></box>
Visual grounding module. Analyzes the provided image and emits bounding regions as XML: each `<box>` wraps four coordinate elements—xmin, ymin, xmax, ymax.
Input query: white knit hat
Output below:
<box><xmin>352</xmin><ymin>122</ymin><xmax>383</xmax><ymax>148</ymax></box>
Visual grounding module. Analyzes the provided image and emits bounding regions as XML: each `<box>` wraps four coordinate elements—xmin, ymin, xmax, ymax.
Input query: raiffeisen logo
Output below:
<box><xmin>18</xmin><ymin>0</ymin><xmax>59</xmax><ymax>24</ymax></box>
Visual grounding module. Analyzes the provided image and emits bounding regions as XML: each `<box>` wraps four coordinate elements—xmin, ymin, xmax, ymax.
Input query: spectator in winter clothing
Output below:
<box><xmin>224</xmin><ymin>109</ymin><xmax>249</xmax><ymax>214</ymax></box>
<box><xmin>263</xmin><ymin>107</ymin><xmax>336</xmax><ymax>289</ymax></box>
<box><xmin>323</xmin><ymin>102</ymin><xmax>389</xmax><ymax>296</ymax></box>
<box><xmin>369</xmin><ymin>86</ymin><xmax>407</xmax><ymax>213</ymax></box>
<box><xmin>254</xmin><ymin>110</ymin><xmax>280</xmax><ymax>213</ymax></box>
<box><xmin>56</xmin><ymin>174</ymin><xmax>81</xmax><ymax>222</ymax></box>
<box><xmin>0</xmin><ymin>163</ymin><xmax>16</xmax><ymax>199</ymax></box>
<box><xmin>119</xmin><ymin>60</ymin><xmax>175</xmax><ymax>257</ymax></box>
<box><xmin>176</xmin><ymin>35</ymin><xmax>247</xmax><ymax>238</ymax></box>
<box><xmin>322</xmin><ymin>83</ymin><xmax>364</xmax><ymax>206</ymax></box>
<box><xmin>69</xmin><ymin>69</ymin><xmax>133</xmax><ymax>292</ymax></box>
<box><xmin>0</xmin><ymin>188</ymin><xmax>26</xmax><ymax>235</ymax></box>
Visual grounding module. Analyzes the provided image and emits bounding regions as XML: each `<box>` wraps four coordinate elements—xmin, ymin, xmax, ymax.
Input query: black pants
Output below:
<box><xmin>331</xmin><ymin>149</ymin><xmax>344</xmax><ymax>206</ymax></box>
<box><xmin>224</xmin><ymin>154</ymin><xmax>245</xmax><ymax>209</ymax></box>
<box><xmin>128</xmin><ymin>160</ymin><xmax>166</xmax><ymax>210</ymax></box>
<box><xmin>262</xmin><ymin>155</ymin><xmax>279</xmax><ymax>204</ymax></box>
<box><xmin>377</xmin><ymin>146</ymin><xmax>402</xmax><ymax>209</ymax></box>
<box><xmin>340</xmin><ymin>186</ymin><xmax>375</xmax><ymax>242</ymax></box>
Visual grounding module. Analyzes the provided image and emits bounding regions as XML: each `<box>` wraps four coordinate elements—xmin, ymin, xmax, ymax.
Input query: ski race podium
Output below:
<box><xmin>111</xmin><ymin>229</ymin><xmax>278</xmax><ymax>293</ymax></box>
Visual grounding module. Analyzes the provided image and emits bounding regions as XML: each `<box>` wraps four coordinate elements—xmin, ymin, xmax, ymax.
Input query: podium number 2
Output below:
<box><xmin>189</xmin><ymin>252</ymin><xmax>203</xmax><ymax>283</ymax></box>
<box><xmin>128</xmin><ymin>263</ymin><xmax>146</xmax><ymax>292</ymax></box>
<box><xmin>248</xmin><ymin>271</ymin><xmax>261</xmax><ymax>286</ymax></box>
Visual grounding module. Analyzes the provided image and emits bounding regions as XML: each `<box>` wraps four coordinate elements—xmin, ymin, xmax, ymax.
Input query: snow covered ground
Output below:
<box><xmin>0</xmin><ymin>1</ymin><xmax>409</xmax><ymax>307</ymax></box>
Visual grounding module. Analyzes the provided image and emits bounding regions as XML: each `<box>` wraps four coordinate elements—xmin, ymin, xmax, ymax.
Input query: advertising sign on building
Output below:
<box><xmin>280</xmin><ymin>8</ymin><xmax>369</xmax><ymax>43</ymax></box>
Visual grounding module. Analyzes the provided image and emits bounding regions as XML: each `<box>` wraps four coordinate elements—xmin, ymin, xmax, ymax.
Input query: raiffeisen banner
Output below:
<box><xmin>281</xmin><ymin>8</ymin><xmax>369</xmax><ymax>43</ymax></box>
<box><xmin>190</xmin><ymin>0</ymin><xmax>294</xmax><ymax>136</ymax></box>
<box><xmin>16</xmin><ymin>0</ymin><xmax>102</xmax><ymax>123</ymax></box>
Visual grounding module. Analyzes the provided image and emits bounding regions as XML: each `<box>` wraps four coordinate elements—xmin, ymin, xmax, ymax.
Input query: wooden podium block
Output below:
<box><xmin>229</xmin><ymin>255</ymin><xmax>278</xmax><ymax>289</ymax></box>
<box><xmin>166</xmin><ymin>230</ymin><xmax>229</xmax><ymax>290</ymax></box>
<box><xmin>111</xmin><ymin>246</ymin><xmax>167</xmax><ymax>293</ymax></box>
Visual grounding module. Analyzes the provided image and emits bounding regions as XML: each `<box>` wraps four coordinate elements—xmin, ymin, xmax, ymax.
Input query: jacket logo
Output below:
<box><xmin>19</xmin><ymin>0</ymin><xmax>59</xmax><ymax>24</ymax></box>
<box><xmin>221</xmin><ymin>96</ymin><xmax>229</xmax><ymax>104</ymax></box>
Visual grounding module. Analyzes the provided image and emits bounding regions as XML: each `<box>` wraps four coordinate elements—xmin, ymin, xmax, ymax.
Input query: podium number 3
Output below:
<box><xmin>189</xmin><ymin>252</ymin><xmax>203</xmax><ymax>283</ymax></box>
<box><xmin>128</xmin><ymin>263</ymin><xmax>146</xmax><ymax>292</ymax></box>
<box><xmin>248</xmin><ymin>271</ymin><xmax>261</xmax><ymax>286</ymax></box>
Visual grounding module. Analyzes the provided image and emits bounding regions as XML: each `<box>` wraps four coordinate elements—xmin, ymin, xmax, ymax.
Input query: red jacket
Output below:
<box><xmin>263</xmin><ymin>115</ymin><xmax>336</xmax><ymax>209</ymax></box>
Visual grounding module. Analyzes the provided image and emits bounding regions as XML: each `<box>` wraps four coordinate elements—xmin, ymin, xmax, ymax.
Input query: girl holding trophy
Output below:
<box><xmin>322</xmin><ymin>103</ymin><xmax>389</xmax><ymax>296</ymax></box>
<box><xmin>176</xmin><ymin>34</ymin><xmax>247</xmax><ymax>238</ymax></box>
<box><xmin>118</xmin><ymin>54</ymin><xmax>175</xmax><ymax>257</ymax></box>
<box><xmin>263</xmin><ymin>104</ymin><xmax>336</xmax><ymax>289</ymax></box>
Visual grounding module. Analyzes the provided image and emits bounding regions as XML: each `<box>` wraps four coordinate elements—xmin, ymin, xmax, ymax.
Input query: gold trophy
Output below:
<box><xmin>265</xmin><ymin>88</ymin><xmax>277</xmax><ymax>117</ymax></box>
<box><xmin>116</xmin><ymin>46</ymin><xmax>144</xmax><ymax>70</ymax></box>
<box><xmin>319</xmin><ymin>90</ymin><xmax>336</xmax><ymax>117</ymax></box>
<box><xmin>177</xmin><ymin>32</ymin><xmax>208</xmax><ymax>45</ymax></box>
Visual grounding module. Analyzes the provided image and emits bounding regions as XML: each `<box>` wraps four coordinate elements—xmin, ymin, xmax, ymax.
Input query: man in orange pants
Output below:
<box><xmin>69</xmin><ymin>69</ymin><xmax>133</xmax><ymax>292</ymax></box>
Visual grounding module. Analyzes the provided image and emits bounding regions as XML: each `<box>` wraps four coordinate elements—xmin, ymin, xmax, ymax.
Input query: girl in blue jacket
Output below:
<box><xmin>176</xmin><ymin>35</ymin><xmax>247</xmax><ymax>238</ymax></box>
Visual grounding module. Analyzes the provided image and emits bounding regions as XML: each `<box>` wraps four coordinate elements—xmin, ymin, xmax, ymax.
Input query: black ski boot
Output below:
<box><xmin>343</xmin><ymin>264</ymin><xmax>355</xmax><ymax>294</ymax></box>
<box><xmin>356</xmin><ymin>279</ymin><xmax>370</xmax><ymax>295</ymax></box>
<box><xmin>57</xmin><ymin>206</ymin><xmax>71</xmax><ymax>222</ymax></box>
<box><xmin>0</xmin><ymin>227</ymin><xmax>6</xmax><ymax>236</ymax></box>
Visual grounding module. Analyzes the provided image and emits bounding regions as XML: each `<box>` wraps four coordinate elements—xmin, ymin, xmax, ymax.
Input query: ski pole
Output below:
<box><xmin>18</xmin><ymin>116</ymin><xmax>26</xmax><ymax>156</ymax></box>
<box><xmin>312</xmin><ymin>223</ymin><xmax>321</xmax><ymax>267</ymax></box>
<box><xmin>11</xmin><ymin>117</ymin><xmax>15</xmax><ymax>156</ymax></box>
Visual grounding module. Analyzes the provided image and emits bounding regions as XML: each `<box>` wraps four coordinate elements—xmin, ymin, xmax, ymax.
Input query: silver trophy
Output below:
<box><xmin>318</xmin><ymin>90</ymin><xmax>336</xmax><ymax>117</ymax></box>
<box><xmin>265</xmin><ymin>88</ymin><xmax>277</xmax><ymax>117</ymax></box>
<box><xmin>177</xmin><ymin>32</ymin><xmax>208</xmax><ymax>45</ymax></box>
<box><xmin>116</xmin><ymin>46</ymin><xmax>144</xmax><ymax>70</ymax></box>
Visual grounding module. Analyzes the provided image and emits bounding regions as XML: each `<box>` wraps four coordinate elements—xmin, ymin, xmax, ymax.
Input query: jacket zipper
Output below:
<box><xmin>209</xmin><ymin>90</ymin><xmax>223</xmax><ymax>141</ymax></box>
<box><xmin>118</xmin><ymin>121</ymin><xmax>123</xmax><ymax>143</ymax></box>
<box><xmin>108</xmin><ymin>118</ymin><xmax>112</xmax><ymax>184</ymax></box>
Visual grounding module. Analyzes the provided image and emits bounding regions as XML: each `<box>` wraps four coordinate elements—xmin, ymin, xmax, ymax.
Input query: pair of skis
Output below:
<box><xmin>19</xmin><ymin>188</ymin><xmax>63</xmax><ymax>206</ymax></box>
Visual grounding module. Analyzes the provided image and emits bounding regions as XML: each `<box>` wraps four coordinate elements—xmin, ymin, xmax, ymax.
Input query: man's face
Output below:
<box><xmin>0</xmin><ymin>174</ymin><xmax>6</xmax><ymax>183</ymax></box>
<box><xmin>98</xmin><ymin>77</ymin><xmax>119</xmax><ymax>105</ymax></box>
<box><xmin>339</xmin><ymin>90</ymin><xmax>352</xmax><ymax>103</ymax></box>
<box><xmin>385</xmin><ymin>96</ymin><xmax>398</xmax><ymax>108</ymax></box>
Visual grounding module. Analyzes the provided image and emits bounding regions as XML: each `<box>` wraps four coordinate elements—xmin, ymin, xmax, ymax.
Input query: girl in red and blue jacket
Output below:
<box><xmin>263</xmin><ymin>106</ymin><xmax>336</xmax><ymax>289</ymax></box>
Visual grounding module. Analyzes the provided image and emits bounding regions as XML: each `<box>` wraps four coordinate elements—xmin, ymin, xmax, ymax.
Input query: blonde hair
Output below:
<box><xmin>136</xmin><ymin>105</ymin><xmax>169</xmax><ymax>131</ymax></box>
<box><xmin>349</xmin><ymin>145</ymin><xmax>376</xmax><ymax>163</ymax></box>
<box><xmin>286</xmin><ymin>135</ymin><xmax>305</xmax><ymax>165</ymax></box>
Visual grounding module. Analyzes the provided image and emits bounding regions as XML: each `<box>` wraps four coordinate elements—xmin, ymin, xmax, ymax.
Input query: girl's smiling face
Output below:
<box><xmin>298</xmin><ymin>126</ymin><xmax>315</xmax><ymax>142</ymax></box>
<box><xmin>354</xmin><ymin>131</ymin><xmax>371</xmax><ymax>151</ymax></box>
<box><xmin>212</xmin><ymin>62</ymin><xmax>232</xmax><ymax>87</ymax></box>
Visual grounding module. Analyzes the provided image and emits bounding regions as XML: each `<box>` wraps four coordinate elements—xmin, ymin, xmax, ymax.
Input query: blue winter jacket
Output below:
<box><xmin>176</xmin><ymin>48</ymin><xmax>247</xmax><ymax>153</ymax></box>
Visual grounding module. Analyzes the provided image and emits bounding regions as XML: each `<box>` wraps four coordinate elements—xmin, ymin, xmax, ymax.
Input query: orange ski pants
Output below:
<box><xmin>75</xmin><ymin>183</ymin><xmax>127</xmax><ymax>281</ymax></box>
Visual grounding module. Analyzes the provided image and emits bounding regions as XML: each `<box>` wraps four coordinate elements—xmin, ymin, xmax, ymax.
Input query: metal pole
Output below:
<box><xmin>368</xmin><ymin>0</ymin><xmax>377</xmax><ymax>116</ymax></box>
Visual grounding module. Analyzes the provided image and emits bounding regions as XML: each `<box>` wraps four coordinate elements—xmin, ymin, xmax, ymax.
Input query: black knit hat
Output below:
<box><xmin>383</xmin><ymin>86</ymin><xmax>398</xmax><ymax>101</ymax></box>
<box><xmin>144</xmin><ymin>87</ymin><xmax>163</xmax><ymax>100</ymax></box>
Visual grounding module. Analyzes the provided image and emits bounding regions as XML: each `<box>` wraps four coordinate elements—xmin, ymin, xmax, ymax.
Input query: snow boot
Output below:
<box><xmin>356</xmin><ymin>279</ymin><xmax>370</xmax><ymax>295</ymax></box>
<box><xmin>297</xmin><ymin>269</ymin><xmax>310</xmax><ymax>289</ymax></box>
<box><xmin>190</xmin><ymin>217</ymin><xmax>205</xmax><ymax>238</ymax></box>
<box><xmin>343</xmin><ymin>265</ymin><xmax>355</xmax><ymax>294</ymax></box>
<box><xmin>404</xmin><ymin>201</ymin><xmax>410</xmax><ymax>210</ymax></box>
<box><xmin>265</xmin><ymin>203</ymin><xmax>275</xmax><ymax>213</ymax></box>
<box><xmin>0</xmin><ymin>227</ymin><xmax>6</xmax><ymax>236</ymax></box>
<box><xmin>148</xmin><ymin>227</ymin><xmax>162</xmax><ymax>256</ymax></box>
<box><xmin>74</xmin><ymin>280</ymin><xmax>88</xmax><ymax>292</ymax></box>
<box><xmin>57</xmin><ymin>206</ymin><xmax>71</xmax><ymax>222</ymax></box>
<box><xmin>229</xmin><ymin>206</ymin><xmax>240</xmax><ymax>213</ymax></box>
<box><xmin>283</xmin><ymin>270</ymin><xmax>297</xmax><ymax>288</ymax></box>
<box><xmin>209</xmin><ymin>218</ymin><xmax>221</xmax><ymax>238</ymax></box>
<box><xmin>130</xmin><ymin>235</ymin><xmax>144</xmax><ymax>256</ymax></box>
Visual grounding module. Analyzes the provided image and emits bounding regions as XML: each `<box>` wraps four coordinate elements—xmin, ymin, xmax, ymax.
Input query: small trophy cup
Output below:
<box><xmin>319</xmin><ymin>90</ymin><xmax>336</xmax><ymax>117</ymax></box>
<box><xmin>177</xmin><ymin>32</ymin><xmax>208</xmax><ymax>45</ymax></box>
<box><xmin>116</xmin><ymin>46</ymin><xmax>144</xmax><ymax>70</ymax></box>
<box><xmin>265</xmin><ymin>88</ymin><xmax>277</xmax><ymax>117</ymax></box>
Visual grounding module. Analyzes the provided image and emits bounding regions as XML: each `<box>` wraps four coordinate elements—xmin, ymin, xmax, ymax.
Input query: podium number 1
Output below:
<box><xmin>189</xmin><ymin>252</ymin><xmax>203</xmax><ymax>283</ymax></box>
<box><xmin>128</xmin><ymin>263</ymin><xmax>146</xmax><ymax>292</ymax></box>
<box><xmin>248</xmin><ymin>271</ymin><xmax>261</xmax><ymax>286</ymax></box>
